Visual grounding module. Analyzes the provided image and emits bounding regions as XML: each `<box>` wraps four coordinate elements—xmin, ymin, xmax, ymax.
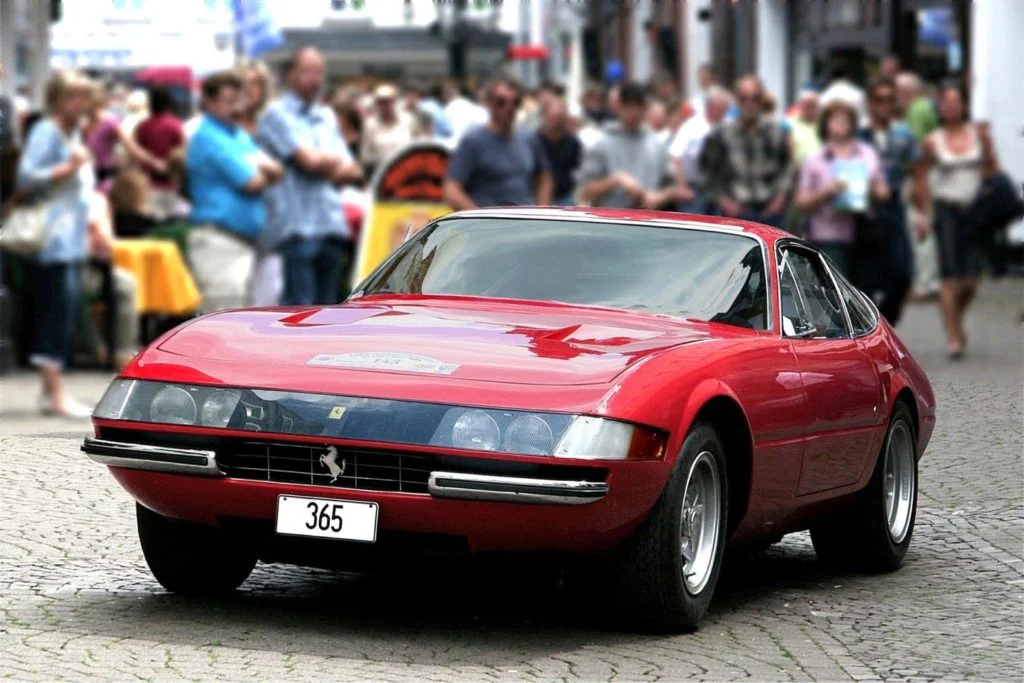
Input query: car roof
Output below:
<box><xmin>445</xmin><ymin>206</ymin><xmax>791</xmax><ymax>243</ymax></box>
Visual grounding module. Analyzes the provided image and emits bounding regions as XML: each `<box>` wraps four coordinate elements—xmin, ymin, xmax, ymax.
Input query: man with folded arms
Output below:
<box><xmin>257</xmin><ymin>47</ymin><xmax>362</xmax><ymax>305</ymax></box>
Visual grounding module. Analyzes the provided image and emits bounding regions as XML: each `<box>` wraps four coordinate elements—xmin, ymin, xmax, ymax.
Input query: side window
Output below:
<box><xmin>833</xmin><ymin>271</ymin><xmax>877</xmax><ymax>336</ymax></box>
<box><xmin>778</xmin><ymin>247</ymin><xmax>849</xmax><ymax>339</ymax></box>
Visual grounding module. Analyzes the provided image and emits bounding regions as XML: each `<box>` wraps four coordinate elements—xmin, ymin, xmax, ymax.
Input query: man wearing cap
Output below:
<box><xmin>361</xmin><ymin>83</ymin><xmax>414</xmax><ymax>176</ymax></box>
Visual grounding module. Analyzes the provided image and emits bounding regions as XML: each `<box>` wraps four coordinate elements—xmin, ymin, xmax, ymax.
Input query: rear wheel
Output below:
<box><xmin>811</xmin><ymin>402</ymin><xmax>918</xmax><ymax>572</ymax></box>
<box><xmin>137</xmin><ymin>504</ymin><xmax>257</xmax><ymax>595</ymax></box>
<box><xmin>601</xmin><ymin>422</ymin><xmax>729</xmax><ymax>631</ymax></box>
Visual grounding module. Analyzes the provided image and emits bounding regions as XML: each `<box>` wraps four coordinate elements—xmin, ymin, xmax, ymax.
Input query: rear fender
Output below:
<box><xmin>881</xmin><ymin>330</ymin><xmax>936</xmax><ymax>457</ymax></box>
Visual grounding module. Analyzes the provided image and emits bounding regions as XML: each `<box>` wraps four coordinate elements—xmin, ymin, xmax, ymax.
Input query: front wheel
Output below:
<box><xmin>136</xmin><ymin>504</ymin><xmax>257</xmax><ymax>596</ymax></box>
<box><xmin>600</xmin><ymin>422</ymin><xmax>729</xmax><ymax>632</ymax></box>
<box><xmin>811</xmin><ymin>401</ymin><xmax>918</xmax><ymax>573</ymax></box>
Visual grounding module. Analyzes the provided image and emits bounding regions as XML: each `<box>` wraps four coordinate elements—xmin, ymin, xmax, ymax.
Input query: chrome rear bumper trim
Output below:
<box><xmin>427</xmin><ymin>471</ymin><xmax>608</xmax><ymax>505</ymax></box>
<box><xmin>82</xmin><ymin>437</ymin><xmax>221</xmax><ymax>477</ymax></box>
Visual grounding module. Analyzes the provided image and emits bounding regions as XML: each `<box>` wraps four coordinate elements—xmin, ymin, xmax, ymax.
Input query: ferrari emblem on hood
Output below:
<box><xmin>319</xmin><ymin>446</ymin><xmax>346</xmax><ymax>483</ymax></box>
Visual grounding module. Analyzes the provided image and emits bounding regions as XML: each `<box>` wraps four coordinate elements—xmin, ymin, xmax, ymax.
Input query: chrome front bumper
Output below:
<box><xmin>84</xmin><ymin>438</ymin><xmax>609</xmax><ymax>504</ymax></box>
<box><xmin>82</xmin><ymin>437</ymin><xmax>221</xmax><ymax>476</ymax></box>
<box><xmin>428</xmin><ymin>471</ymin><xmax>608</xmax><ymax>505</ymax></box>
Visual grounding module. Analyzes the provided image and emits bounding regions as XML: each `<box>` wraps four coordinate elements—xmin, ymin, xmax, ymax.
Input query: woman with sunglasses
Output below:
<box><xmin>921</xmin><ymin>82</ymin><xmax>1000</xmax><ymax>360</ymax></box>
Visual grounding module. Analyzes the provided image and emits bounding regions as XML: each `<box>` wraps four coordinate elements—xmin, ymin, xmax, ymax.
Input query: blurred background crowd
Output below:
<box><xmin>0</xmin><ymin>0</ymin><xmax>1021</xmax><ymax>416</ymax></box>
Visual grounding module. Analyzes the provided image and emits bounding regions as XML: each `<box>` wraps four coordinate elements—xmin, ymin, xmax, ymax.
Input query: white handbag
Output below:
<box><xmin>1</xmin><ymin>126</ymin><xmax>80</xmax><ymax>256</ymax></box>
<box><xmin>0</xmin><ymin>201</ymin><xmax>50</xmax><ymax>255</ymax></box>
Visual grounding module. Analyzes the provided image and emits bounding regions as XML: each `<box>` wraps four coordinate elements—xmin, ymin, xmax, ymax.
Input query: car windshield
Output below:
<box><xmin>357</xmin><ymin>217</ymin><xmax>769</xmax><ymax>329</ymax></box>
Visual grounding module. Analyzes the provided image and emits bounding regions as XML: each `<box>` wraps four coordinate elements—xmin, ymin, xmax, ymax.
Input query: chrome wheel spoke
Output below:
<box><xmin>679</xmin><ymin>451</ymin><xmax>721</xmax><ymax>596</ymax></box>
<box><xmin>681</xmin><ymin>540</ymin><xmax>694</xmax><ymax>565</ymax></box>
<box><xmin>883</xmin><ymin>422</ymin><xmax>915</xmax><ymax>544</ymax></box>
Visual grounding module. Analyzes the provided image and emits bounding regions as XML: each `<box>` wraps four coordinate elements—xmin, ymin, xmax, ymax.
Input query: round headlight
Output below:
<box><xmin>502</xmin><ymin>415</ymin><xmax>554</xmax><ymax>455</ymax></box>
<box><xmin>149</xmin><ymin>386</ymin><xmax>197</xmax><ymax>425</ymax></box>
<box><xmin>200</xmin><ymin>389</ymin><xmax>241</xmax><ymax>428</ymax></box>
<box><xmin>451</xmin><ymin>410</ymin><xmax>500</xmax><ymax>451</ymax></box>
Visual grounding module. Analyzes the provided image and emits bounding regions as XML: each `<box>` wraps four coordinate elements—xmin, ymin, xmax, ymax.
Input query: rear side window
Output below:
<box><xmin>777</xmin><ymin>247</ymin><xmax>849</xmax><ymax>339</ymax></box>
<box><xmin>833</xmin><ymin>271</ymin><xmax>878</xmax><ymax>336</ymax></box>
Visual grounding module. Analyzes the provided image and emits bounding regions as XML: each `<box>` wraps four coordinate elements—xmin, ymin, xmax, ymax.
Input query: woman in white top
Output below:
<box><xmin>922</xmin><ymin>83</ymin><xmax>998</xmax><ymax>360</ymax></box>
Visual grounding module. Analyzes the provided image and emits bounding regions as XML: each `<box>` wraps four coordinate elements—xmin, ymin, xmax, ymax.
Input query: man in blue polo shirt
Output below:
<box><xmin>187</xmin><ymin>70</ymin><xmax>282</xmax><ymax>312</ymax></box>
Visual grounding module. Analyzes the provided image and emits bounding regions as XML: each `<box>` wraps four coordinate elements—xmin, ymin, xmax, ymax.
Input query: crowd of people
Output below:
<box><xmin>1</xmin><ymin>47</ymin><xmax>1013</xmax><ymax>416</ymax></box>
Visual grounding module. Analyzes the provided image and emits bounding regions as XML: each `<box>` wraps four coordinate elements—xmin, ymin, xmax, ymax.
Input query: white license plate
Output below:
<box><xmin>275</xmin><ymin>495</ymin><xmax>378</xmax><ymax>543</ymax></box>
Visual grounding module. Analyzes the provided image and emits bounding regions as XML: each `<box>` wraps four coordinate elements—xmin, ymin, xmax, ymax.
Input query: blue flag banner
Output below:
<box><xmin>231</xmin><ymin>0</ymin><xmax>283</xmax><ymax>58</ymax></box>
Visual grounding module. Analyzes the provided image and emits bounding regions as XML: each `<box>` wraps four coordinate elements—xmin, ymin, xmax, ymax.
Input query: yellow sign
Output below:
<box><xmin>328</xmin><ymin>406</ymin><xmax>347</xmax><ymax>420</ymax></box>
<box><xmin>353</xmin><ymin>202</ymin><xmax>451</xmax><ymax>282</ymax></box>
<box><xmin>352</xmin><ymin>142</ymin><xmax>453</xmax><ymax>284</ymax></box>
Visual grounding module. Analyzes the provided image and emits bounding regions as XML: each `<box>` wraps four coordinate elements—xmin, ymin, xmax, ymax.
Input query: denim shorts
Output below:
<box><xmin>28</xmin><ymin>261</ymin><xmax>81</xmax><ymax>370</ymax></box>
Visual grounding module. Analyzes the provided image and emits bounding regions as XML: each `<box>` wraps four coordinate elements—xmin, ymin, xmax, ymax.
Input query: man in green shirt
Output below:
<box><xmin>897</xmin><ymin>72</ymin><xmax>937</xmax><ymax>142</ymax></box>
<box><xmin>787</xmin><ymin>89</ymin><xmax>822</xmax><ymax>167</ymax></box>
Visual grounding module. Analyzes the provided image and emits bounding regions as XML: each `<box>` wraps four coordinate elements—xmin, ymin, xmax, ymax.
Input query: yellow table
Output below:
<box><xmin>113</xmin><ymin>238</ymin><xmax>201</xmax><ymax>315</ymax></box>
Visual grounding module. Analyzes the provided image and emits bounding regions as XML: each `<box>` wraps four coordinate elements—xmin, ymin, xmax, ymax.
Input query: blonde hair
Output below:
<box><xmin>244</xmin><ymin>61</ymin><xmax>274</xmax><ymax>113</ymax></box>
<box><xmin>44</xmin><ymin>70</ymin><xmax>93</xmax><ymax>114</ymax></box>
<box><xmin>108</xmin><ymin>167</ymin><xmax>150</xmax><ymax>215</ymax></box>
<box><xmin>87</xmin><ymin>79</ymin><xmax>108</xmax><ymax>110</ymax></box>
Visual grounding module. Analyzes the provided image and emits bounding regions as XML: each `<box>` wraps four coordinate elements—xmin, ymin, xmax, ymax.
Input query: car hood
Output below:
<box><xmin>157</xmin><ymin>296</ymin><xmax>717</xmax><ymax>386</ymax></box>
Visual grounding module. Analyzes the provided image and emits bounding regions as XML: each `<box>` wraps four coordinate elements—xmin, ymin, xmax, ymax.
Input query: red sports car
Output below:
<box><xmin>84</xmin><ymin>208</ymin><xmax>935</xmax><ymax>631</ymax></box>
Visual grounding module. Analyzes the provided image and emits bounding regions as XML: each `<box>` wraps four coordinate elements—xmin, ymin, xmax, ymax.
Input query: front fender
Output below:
<box><xmin>673</xmin><ymin>378</ymin><xmax>748</xmax><ymax>458</ymax></box>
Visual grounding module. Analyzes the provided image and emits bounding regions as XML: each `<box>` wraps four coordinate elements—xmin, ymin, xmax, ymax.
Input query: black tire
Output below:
<box><xmin>600</xmin><ymin>421</ymin><xmax>729</xmax><ymax>632</ymax></box>
<box><xmin>810</xmin><ymin>401</ymin><xmax>918</xmax><ymax>573</ymax></box>
<box><xmin>136</xmin><ymin>503</ymin><xmax>257</xmax><ymax>596</ymax></box>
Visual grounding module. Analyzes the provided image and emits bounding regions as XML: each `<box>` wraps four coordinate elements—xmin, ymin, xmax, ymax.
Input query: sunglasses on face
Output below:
<box><xmin>490</xmin><ymin>95</ymin><xmax>520</xmax><ymax>109</ymax></box>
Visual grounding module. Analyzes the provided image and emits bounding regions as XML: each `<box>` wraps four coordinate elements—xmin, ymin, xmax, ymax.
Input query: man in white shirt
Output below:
<box><xmin>361</xmin><ymin>83</ymin><xmax>414</xmax><ymax>174</ymax></box>
<box><xmin>441</xmin><ymin>79</ymin><xmax>488</xmax><ymax>142</ymax></box>
<box><xmin>670</xmin><ymin>86</ymin><xmax>730</xmax><ymax>214</ymax></box>
<box><xmin>689</xmin><ymin>63</ymin><xmax>718</xmax><ymax>119</ymax></box>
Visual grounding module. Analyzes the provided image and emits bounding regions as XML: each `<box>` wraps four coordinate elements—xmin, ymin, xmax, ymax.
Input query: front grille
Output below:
<box><xmin>218</xmin><ymin>442</ymin><xmax>432</xmax><ymax>494</ymax></box>
<box><xmin>97</xmin><ymin>427</ymin><xmax>610</xmax><ymax>496</ymax></box>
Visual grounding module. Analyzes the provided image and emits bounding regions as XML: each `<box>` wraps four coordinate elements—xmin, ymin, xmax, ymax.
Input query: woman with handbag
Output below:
<box><xmin>12</xmin><ymin>70</ymin><xmax>95</xmax><ymax>416</ymax></box>
<box><xmin>922</xmin><ymin>82</ymin><xmax>1000</xmax><ymax>360</ymax></box>
<box><xmin>795</xmin><ymin>100</ymin><xmax>890</xmax><ymax>279</ymax></box>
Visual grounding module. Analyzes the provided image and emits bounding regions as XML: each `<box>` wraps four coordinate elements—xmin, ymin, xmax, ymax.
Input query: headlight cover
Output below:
<box><xmin>94</xmin><ymin>379</ymin><xmax>663</xmax><ymax>460</ymax></box>
<box><xmin>149</xmin><ymin>385</ymin><xmax>197</xmax><ymax>425</ymax></box>
<box><xmin>430</xmin><ymin>408</ymin><xmax>656</xmax><ymax>459</ymax></box>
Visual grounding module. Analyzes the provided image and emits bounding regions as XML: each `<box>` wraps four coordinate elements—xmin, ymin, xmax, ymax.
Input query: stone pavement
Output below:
<box><xmin>1</xmin><ymin>280</ymin><xmax>1021</xmax><ymax>682</ymax></box>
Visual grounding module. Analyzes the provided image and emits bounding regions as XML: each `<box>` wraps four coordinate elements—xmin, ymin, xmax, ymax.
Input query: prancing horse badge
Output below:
<box><xmin>319</xmin><ymin>446</ymin><xmax>346</xmax><ymax>483</ymax></box>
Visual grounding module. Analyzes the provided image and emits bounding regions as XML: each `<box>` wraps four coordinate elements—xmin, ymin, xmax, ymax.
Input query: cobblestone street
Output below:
<box><xmin>1</xmin><ymin>282</ymin><xmax>1022</xmax><ymax>682</ymax></box>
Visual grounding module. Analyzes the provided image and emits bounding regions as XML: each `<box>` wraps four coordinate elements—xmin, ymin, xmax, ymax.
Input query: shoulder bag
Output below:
<box><xmin>0</xmin><ymin>196</ymin><xmax>51</xmax><ymax>255</ymax></box>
